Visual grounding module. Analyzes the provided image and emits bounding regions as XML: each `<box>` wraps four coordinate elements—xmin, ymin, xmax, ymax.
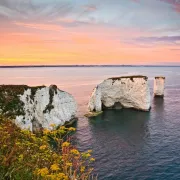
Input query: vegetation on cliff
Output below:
<box><xmin>0</xmin><ymin>85</ymin><xmax>45</xmax><ymax>118</ymax></box>
<box><xmin>109</xmin><ymin>75</ymin><xmax>148</xmax><ymax>83</ymax></box>
<box><xmin>0</xmin><ymin>116</ymin><xmax>96</xmax><ymax>180</ymax></box>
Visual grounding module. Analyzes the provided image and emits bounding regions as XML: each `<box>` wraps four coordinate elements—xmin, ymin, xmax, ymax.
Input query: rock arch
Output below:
<box><xmin>88</xmin><ymin>75</ymin><xmax>151</xmax><ymax>112</ymax></box>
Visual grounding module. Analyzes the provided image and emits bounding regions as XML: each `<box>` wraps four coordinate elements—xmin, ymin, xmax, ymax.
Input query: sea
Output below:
<box><xmin>1</xmin><ymin>66</ymin><xmax>180</xmax><ymax>180</ymax></box>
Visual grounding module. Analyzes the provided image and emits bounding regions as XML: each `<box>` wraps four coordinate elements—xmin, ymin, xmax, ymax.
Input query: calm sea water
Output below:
<box><xmin>1</xmin><ymin>67</ymin><xmax>180</xmax><ymax>179</ymax></box>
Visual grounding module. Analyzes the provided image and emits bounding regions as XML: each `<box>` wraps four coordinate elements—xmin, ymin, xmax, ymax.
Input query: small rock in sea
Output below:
<box><xmin>154</xmin><ymin>76</ymin><xmax>165</xmax><ymax>98</ymax></box>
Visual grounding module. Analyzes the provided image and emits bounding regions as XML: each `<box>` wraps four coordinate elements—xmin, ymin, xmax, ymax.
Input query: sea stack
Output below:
<box><xmin>88</xmin><ymin>75</ymin><xmax>151</xmax><ymax>113</ymax></box>
<box><xmin>0</xmin><ymin>85</ymin><xmax>77</xmax><ymax>132</ymax></box>
<box><xmin>154</xmin><ymin>76</ymin><xmax>165</xmax><ymax>97</ymax></box>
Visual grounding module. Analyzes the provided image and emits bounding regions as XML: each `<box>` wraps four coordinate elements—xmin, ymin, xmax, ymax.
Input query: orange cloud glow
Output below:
<box><xmin>0</xmin><ymin>21</ymin><xmax>179</xmax><ymax>65</ymax></box>
<box><xmin>14</xmin><ymin>22</ymin><xmax>63</xmax><ymax>31</ymax></box>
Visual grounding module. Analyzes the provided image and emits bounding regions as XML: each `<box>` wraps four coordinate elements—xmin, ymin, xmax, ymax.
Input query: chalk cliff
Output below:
<box><xmin>0</xmin><ymin>85</ymin><xmax>77</xmax><ymax>131</ymax></box>
<box><xmin>88</xmin><ymin>76</ymin><xmax>151</xmax><ymax>112</ymax></box>
<box><xmin>154</xmin><ymin>77</ymin><xmax>165</xmax><ymax>97</ymax></box>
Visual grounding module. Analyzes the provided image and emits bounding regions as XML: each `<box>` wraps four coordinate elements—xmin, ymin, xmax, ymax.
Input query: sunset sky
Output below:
<box><xmin>0</xmin><ymin>0</ymin><xmax>180</xmax><ymax>65</ymax></box>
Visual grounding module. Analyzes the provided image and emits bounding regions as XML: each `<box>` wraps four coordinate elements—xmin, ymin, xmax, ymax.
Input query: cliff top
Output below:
<box><xmin>0</xmin><ymin>85</ymin><xmax>46</xmax><ymax>93</ymax></box>
<box><xmin>108</xmin><ymin>75</ymin><xmax>148</xmax><ymax>81</ymax></box>
<box><xmin>155</xmin><ymin>76</ymin><xmax>165</xmax><ymax>79</ymax></box>
<box><xmin>0</xmin><ymin>85</ymin><xmax>46</xmax><ymax>118</ymax></box>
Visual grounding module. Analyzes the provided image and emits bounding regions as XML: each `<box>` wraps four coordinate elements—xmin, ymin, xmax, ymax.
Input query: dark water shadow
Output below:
<box><xmin>151</xmin><ymin>97</ymin><xmax>165</xmax><ymax>122</ymax></box>
<box><xmin>88</xmin><ymin>109</ymin><xmax>151</xmax><ymax>145</ymax></box>
<box><xmin>152</xmin><ymin>97</ymin><xmax>164</xmax><ymax>112</ymax></box>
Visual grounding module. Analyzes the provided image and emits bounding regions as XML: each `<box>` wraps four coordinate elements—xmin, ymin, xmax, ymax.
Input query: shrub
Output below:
<box><xmin>0</xmin><ymin>116</ymin><xmax>97</xmax><ymax>180</ymax></box>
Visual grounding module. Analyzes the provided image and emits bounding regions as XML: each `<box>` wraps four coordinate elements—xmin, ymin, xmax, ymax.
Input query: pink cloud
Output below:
<box><xmin>83</xmin><ymin>5</ymin><xmax>97</xmax><ymax>12</ymax></box>
<box><xmin>173</xmin><ymin>3</ymin><xmax>180</xmax><ymax>13</ymax></box>
<box><xmin>160</xmin><ymin>0</ymin><xmax>180</xmax><ymax>13</ymax></box>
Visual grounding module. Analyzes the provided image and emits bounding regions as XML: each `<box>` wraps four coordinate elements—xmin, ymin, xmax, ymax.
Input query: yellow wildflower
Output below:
<box><xmin>50</xmin><ymin>164</ymin><xmax>60</xmax><ymax>171</ymax></box>
<box><xmin>87</xmin><ymin>150</ymin><xmax>92</xmax><ymax>153</ymax></box>
<box><xmin>82</xmin><ymin>152</ymin><xmax>91</xmax><ymax>159</ymax></box>
<box><xmin>86</xmin><ymin>153</ymin><xmax>91</xmax><ymax>157</ymax></box>
<box><xmin>70</xmin><ymin>149</ymin><xmax>80</xmax><ymax>156</ymax></box>
<box><xmin>57</xmin><ymin>173</ymin><xmax>68</xmax><ymax>180</ymax></box>
<box><xmin>39</xmin><ymin>145</ymin><xmax>47</xmax><ymax>150</ymax></box>
<box><xmin>60</xmin><ymin>126</ymin><xmax>65</xmax><ymax>130</ymax></box>
<box><xmin>50</xmin><ymin>130</ymin><xmax>57</xmax><ymax>136</ymax></box>
<box><xmin>37</xmin><ymin>167</ymin><xmax>49</xmax><ymax>177</ymax></box>
<box><xmin>80</xmin><ymin>166</ymin><xmax>85</xmax><ymax>172</ymax></box>
<box><xmin>68</xmin><ymin>127</ymin><xmax>76</xmax><ymax>131</ymax></box>
<box><xmin>62</xmin><ymin>142</ymin><xmax>70</xmax><ymax>147</ymax></box>
<box><xmin>90</xmin><ymin>158</ymin><xmax>95</xmax><ymax>162</ymax></box>
<box><xmin>43</xmin><ymin>129</ymin><xmax>50</xmax><ymax>135</ymax></box>
<box><xmin>66</xmin><ymin>162</ymin><xmax>72</xmax><ymax>167</ymax></box>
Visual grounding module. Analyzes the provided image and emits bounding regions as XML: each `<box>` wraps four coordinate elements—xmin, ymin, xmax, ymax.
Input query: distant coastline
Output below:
<box><xmin>0</xmin><ymin>65</ymin><xmax>180</xmax><ymax>68</ymax></box>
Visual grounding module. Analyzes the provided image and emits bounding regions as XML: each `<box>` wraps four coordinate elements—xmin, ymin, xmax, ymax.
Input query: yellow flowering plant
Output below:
<box><xmin>0</xmin><ymin>116</ymin><xmax>97</xmax><ymax>180</ymax></box>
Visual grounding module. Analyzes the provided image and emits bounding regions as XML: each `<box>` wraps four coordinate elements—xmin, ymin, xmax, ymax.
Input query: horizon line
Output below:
<box><xmin>0</xmin><ymin>64</ymin><xmax>180</xmax><ymax>68</ymax></box>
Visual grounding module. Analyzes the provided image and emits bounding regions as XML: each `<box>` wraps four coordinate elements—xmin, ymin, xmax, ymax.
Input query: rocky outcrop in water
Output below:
<box><xmin>88</xmin><ymin>76</ymin><xmax>151</xmax><ymax>113</ymax></box>
<box><xmin>154</xmin><ymin>77</ymin><xmax>165</xmax><ymax>97</ymax></box>
<box><xmin>0</xmin><ymin>85</ymin><xmax>77</xmax><ymax>131</ymax></box>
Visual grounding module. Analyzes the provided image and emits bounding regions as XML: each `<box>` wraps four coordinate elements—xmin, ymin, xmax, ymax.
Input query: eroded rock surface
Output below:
<box><xmin>88</xmin><ymin>76</ymin><xmax>151</xmax><ymax>112</ymax></box>
<box><xmin>0</xmin><ymin>85</ymin><xmax>77</xmax><ymax>131</ymax></box>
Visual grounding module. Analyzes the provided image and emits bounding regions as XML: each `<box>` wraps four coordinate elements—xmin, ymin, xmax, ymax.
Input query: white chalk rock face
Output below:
<box><xmin>17</xmin><ymin>85</ymin><xmax>77</xmax><ymax>131</ymax></box>
<box><xmin>88</xmin><ymin>76</ymin><xmax>151</xmax><ymax>112</ymax></box>
<box><xmin>0</xmin><ymin>85</ymin><xmax>77</xmax><ymax>131</ymax></box>
<box><xmin>154</xmin><ymin>77</ymin><xmax>165</xmax><ymax>97</ymax></box>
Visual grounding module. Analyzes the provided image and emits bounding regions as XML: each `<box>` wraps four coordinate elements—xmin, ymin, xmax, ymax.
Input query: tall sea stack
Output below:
<box><xmin>154</xmin><ymin>77</ymin><xmax>165</xmax><ymax>97</ymax></box>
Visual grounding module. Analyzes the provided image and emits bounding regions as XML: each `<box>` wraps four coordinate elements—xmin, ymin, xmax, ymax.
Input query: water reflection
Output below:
<box><xmin>84</xmin><ymin>109</ymin><xmax>151</xmax><ymax>179</ymax></box>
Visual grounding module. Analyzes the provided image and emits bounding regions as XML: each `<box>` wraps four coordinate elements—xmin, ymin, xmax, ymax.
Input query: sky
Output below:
<box><xmin>0</xmin><ymin>0</ymin><xmax>180</xmax><ymax>65</ymax></box>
